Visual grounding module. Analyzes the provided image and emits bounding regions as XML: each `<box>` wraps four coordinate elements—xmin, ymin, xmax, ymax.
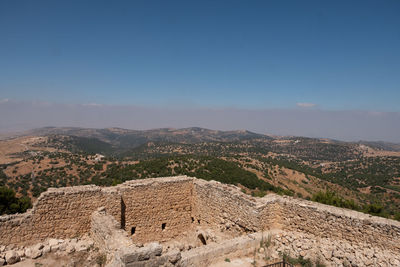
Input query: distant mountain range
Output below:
<box><xmin>357</xmin><ymin>141</ymin><xmax>400</xmax><ymax>152</ymax></box>
<box><xmin>27</xmin><ymin>126</ymin><xmax>270</xmax><ymax>145</ymax></box>
<box><xmin>25</xmin><ymin>126</ymin><xmax>400</xmax><ymax>151</ymax></box>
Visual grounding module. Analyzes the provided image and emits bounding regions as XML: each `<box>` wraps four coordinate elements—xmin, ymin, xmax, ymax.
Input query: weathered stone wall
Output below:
<box><xmin>120</xmin><ymin>176</ymin><xmax>194</xmax><ymax>243</ymax></box>
<box><xmin>0</xmin><ymin>185</ymin><xmax>121</xmax><ymax>246</ymax></box>
<box><xmin>258</xmin><ymin>200</ymin><xmax>284</xmax><ymax>231</ymax></box>
<box><xmin>192</xmin><ymin>179</ymin><xmax>260</xmax><ymax>232</ymax></box>
<box><xmin>192</xmin><ymin>179</ymin><xmax>400</xmax><ymax>264</ymax></box>
<box><xmin>112</xmin><ymin>243</ymin><xmax>181</xmax><ymax>267</ymax></box>
<box><xmin>181</xmin><ymin>233</ymin><xmax>262</xmax><ymax>266</ymax></box>
<box><xmin>90</xmin><ymin>207</ymin><xmax>183</xmax><ymax>267</ymax></box>
<box><xmin>273</xmin><ymin>230</ymin><xmax>400</xmax><ymax>267</ymax></box>
<box><xmin>1</xmin><ymin>175</ymin><xmax>400</xmax><ymax>266</ymax></box>
<box><xmin>258</xmin><ymin>195</ymin><xmax>400</xmax><ymax>252</ymax></box>
<box><xmin>0</xmin><ymin>176</ymin><xmax>194</xmax><ymax>247</ymax></box>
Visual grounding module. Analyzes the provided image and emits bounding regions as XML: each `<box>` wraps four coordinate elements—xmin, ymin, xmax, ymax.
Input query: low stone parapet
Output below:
<box><xmin>181</xmin><ymin>233</ymin><xmax>262</xmax><ymax>266</ymax></box>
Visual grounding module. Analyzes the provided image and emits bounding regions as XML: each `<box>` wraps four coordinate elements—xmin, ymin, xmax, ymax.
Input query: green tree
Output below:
<box><xmin>0</xmin><ymin>186</ymin><xmax>32</xmax><ymax>215</ymax></box>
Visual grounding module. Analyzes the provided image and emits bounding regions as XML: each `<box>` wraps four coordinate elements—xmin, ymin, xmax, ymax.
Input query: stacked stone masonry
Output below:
<box><xmin>120</xmin><ymin>178</ymin><xmax>193</xmax><ymax>243</ymax></box>
<box><xmin>0</xmin><ymin>176</ymin><xmax>399</xmax><ymax>265</ymax></box>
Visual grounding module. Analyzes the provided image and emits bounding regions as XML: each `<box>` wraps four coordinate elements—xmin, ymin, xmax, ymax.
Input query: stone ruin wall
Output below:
<box><xmin>255</xmin><ymin>195</ymin><xmax>400</xmax><ymax>265</ymax></box>
<box><xmin>0</xmin><ymin>176</ymin><xmax>194</xmax><ymax>246</ymax></box>
<box><xmin>263</xmin><ymin>196</ymin><xmax>400</xmax><ymax>252</ymax></box>
<box><xmin>0</xmin><ymin>175</ymin><xmax>400</xmax><ymax>262</ymax></box>
<box><xmin>0</xmin><ymin>185</ymin><xmax>121</xmax><ymax>246</ymax></box>
<box><xmin>120</xmin><ymin>177</ymin><xmax>194</xmax><ymax>243</ymax></box>
<box><xmin>192</xmin><ymin>178</ymin><xmax>400</xmax><ymax>253</ymax></box>
<box><xmin>191</xmin><ymin>179</ymin><xmax>260</xmax><ymax>232</ymax></box>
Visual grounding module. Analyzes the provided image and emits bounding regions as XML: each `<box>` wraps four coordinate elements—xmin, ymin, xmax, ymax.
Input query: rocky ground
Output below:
<box><xmin>209</xmin><ymin>230</ymin><xmax>400</xmax><ymax>267</ymax></box>
<box><xmin>274</xmin><ymin>231</ymin><xmax>400</xmax><ymax>266</ymax></box>
<box><xmin>0</xmin><ymin>235</ymin><xmax>106</xmax><ymax>266</ymax></box>
<box><xmin>2</xmin><ymin>230</ymin><xmax>400</xmax><ymax>266</ymax></box>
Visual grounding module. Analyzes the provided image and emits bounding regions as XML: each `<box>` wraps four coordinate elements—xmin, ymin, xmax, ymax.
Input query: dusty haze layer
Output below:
<box><xmin>0</xmin><ymin>100</ymin><xmax>399</xmax><ymax>143</ymax></box>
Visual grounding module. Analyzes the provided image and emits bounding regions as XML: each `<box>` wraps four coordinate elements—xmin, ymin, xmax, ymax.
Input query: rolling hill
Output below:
<box><xmin>1</xmin><ymin>126</ymin><xmax>400</xmax><ymax>221</ymax></box>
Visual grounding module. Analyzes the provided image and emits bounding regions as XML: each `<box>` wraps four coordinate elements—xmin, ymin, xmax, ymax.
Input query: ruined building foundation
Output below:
<box><xmin>0</xmin><ymin>176</ymin><xmax>399</xmax><ymax>266</ymax></box>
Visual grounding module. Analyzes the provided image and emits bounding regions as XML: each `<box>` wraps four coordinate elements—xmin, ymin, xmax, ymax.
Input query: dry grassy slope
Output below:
<box><xmin>229</xmin><ymin>156</ymin><xmax>358</xmax><ymax>201</ymax></box>
<box><xmin>0</xmin><ymin>136</ymin><xmax>60</xmax><ymax>164</ymax></box>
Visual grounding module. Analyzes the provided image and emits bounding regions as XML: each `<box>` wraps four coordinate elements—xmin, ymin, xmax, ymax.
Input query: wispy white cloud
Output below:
<box><xmin>0</xmin><ymin>98</ymin><xmax>9</xmax><ymax>103</ymax></box>
<box><xmin>296</xmin><ymin>102</ymin><xmax>317</xmax><ymax>108</ymax></box>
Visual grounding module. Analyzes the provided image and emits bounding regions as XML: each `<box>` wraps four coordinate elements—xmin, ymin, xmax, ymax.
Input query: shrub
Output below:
<box><xmin>95</xmin><ymin>254</ymin><xmax>107</xmax><ymax>266</ymax></box>
<box><xmin>312</xmin><ymin>190</ymin><xmax>358</xmax><ymax>210</ymax></box>
<box><xmin>0</xmin><ymin>186</ymin><xmax>32</xmax><ymax>215</ymax></box>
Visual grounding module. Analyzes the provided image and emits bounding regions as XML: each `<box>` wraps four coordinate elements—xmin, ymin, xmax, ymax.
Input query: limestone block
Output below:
<box><xmin>66</xmin><ymin>244</ymin><xmax>75</xmax><ymax>254</ymax></box>
<box><xmin>58</xmin><ymin>243</ymin><xmax>67</xmax><ymax>252</ymax></box>
<box><xmin>42</xmin><ymin>245</ymin><xmax>51</xmax><ymax>254</ymax></box>
<box><xmin>121</xmin><ymin>242</ymin><xmax>163</xmax><ymax>263</ymax></box>
<box><xmin>25</xmin><ymin>247</ymin><xmax>42</xmax><ymax>259</ymax></box>
<box><xmin>166</xmin><ymin>249</ymin><xmax>181</xmax><ymax>264</ymax></box>
<box><xmin>75</xmin><ymin>240</ymin><xmax>90</xmax><ymax>252</ymax></box>
<box><xmin>322</xmin><ymin>248</ymin><xmax>333</xmax><ymax>260</ymax></box>
<box><xmin>16</xmin><ymin>250</ymin><xmax>25</xmax><ymax>258</ymax></box>
<box><xmin>5</xmin><ymin>250</ymin><xmax>20</xmax><ymax>264</ymax></box>
<box><xmin>33</xmin><ymin>243</ymin><xmax>44</xmax><ymax>251</ymax></box>
<box><xmin>390</xmin><ymin>258</ymin><xmax>400</xmax><ymax>265</ymax></box>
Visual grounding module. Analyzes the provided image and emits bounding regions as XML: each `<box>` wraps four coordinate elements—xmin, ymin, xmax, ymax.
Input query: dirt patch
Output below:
<box><xmin>0</xmin><ymin>136</ymin><xmax>57</xmax><ymax>164</ymax></box>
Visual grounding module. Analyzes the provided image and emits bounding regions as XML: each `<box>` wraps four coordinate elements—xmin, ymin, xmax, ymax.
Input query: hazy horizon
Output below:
<box><xmin>1</xmin><ymin>99</ymin><xmax>399</xmax><ymax>143</ymax></box>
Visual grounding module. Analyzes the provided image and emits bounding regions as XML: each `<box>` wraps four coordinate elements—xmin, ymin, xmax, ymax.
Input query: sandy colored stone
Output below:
<box><xmin>0</xmin><ymin>176</ymin><xmax>399</xmax><ymax>266</ymax></box>
<box><xmin>5</xmin><ymin>250</ymin><xmax>20</xmax><ymax>264</ymax></box>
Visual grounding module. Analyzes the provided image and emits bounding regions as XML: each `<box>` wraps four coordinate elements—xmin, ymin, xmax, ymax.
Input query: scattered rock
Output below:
<box><xmin>167</xmin><ymin>249</ymin><xmax>181</xmax><ymax>264</ymax></box>
<box><xmin>16</xmin><ymin>250</ymin><xmax>25</xmax><ymax>258</ymax></box>
<box><xmin>50</xmin><ymin>244</ymin><xmax>60</xmax><ymax>252</ymax></box>
<box><xmin>75</xmin><ymin>240</ymin><xmax>90</xmax><ymax>252</ymax></box>
<box><xmin>390</xmin><ymin>258</ymin><xmax>400</xmax><ymax>265</ymax></box>
<box><xmin>332</xmin><ymin>257</ymin><xmax>342</xmax><ymax>265</ymax></box>
<box><xmin>66</xmin><ymin>244</ymin><xmax>75</xmax><ymax>254</ymax></box>
<box><xmin>33</xmin><ymin>243</ymin><xmax>44</xmax><ymax>251</ymax></box>
<box><xmin>25</xmin><ymin>247</ymin><xmax>42</xmax><ymax>259</ymax></box>
<box><xmin>122</xmin><ymin>242</ymin><xmax>163</xmax><ymax>263</ymax></box>
<box><xmin>364</xmin><ymin>248</ymin><xmax>374</xmax><ymax>259</ymax></box>
<box><xmin>43</xmin><ymin>245</ymin><xmax>51</xmax><ymax>254</ymax></box>
<box><xmin>333</xmin><ymin>248</ymin><xmax>344</xmax><ymax>259</ymax></box>
<box><xmin>177</xmin><ymin>243</ymin><xmax>185</xmax><ymax>252</ymax></box>
<box><xmin>322</xmin><ymin>249</ymin><xmax>333</xmax><ymax>260</ymax></box>
<box><xmin>142</xmin><ymin>242</ymin><xmax>162</xmax><ymax>259</ymax></box>
<box><xmin>86</xmin><ymin>254</ymin><xmax>93</xmax><ymax>262</ymax></box>
<box><xmin>48</xmin><ymin>239</ymin><xmax>58</xmax><ymax>247</ymax></box>
<box><xmin>5</xmin><ymin>250</ymin><xmax>20</xmax><ymax>264</ymax></box>
<box><xmin>58</xmin><ymin>243</ymin><xmax>67</xmax><ymax>252</ymax></box>
<box><xmin>343</xmin><ymin>258</ymin><xmax>351</xmax><ymax>267</ymax></box>
<box><xmin>97</xmin><ymin>206</ymin><xmax>106</xmax><ymax>213</ymax></box>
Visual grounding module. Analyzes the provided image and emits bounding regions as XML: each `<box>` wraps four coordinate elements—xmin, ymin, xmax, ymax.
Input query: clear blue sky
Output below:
<box><xmin>1</xmin><ymin>0</ymin><xmax>400</xmax><ymax>111</ymax></box>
